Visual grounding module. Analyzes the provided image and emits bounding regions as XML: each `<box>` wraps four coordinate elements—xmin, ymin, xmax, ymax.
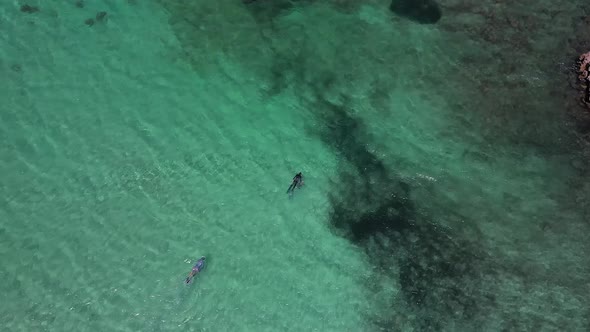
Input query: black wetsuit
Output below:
<box><xmin>287</xmin><ymin>173</ymin><xmax>303</xmax><ymax>194</ymax></box>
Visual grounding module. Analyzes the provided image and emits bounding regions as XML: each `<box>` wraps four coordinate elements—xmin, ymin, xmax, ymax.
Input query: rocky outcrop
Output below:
<box><xmin>579</xmin><ymin>51</ymin><xmax>590</xmax><ymax>107</ymax></box>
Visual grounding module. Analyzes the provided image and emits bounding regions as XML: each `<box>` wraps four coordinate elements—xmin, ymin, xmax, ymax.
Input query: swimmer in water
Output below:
<box><xmin>185</xmin><ymin>256</ymin><xmax>206</xmax><ymax>284</ymax></box>
<box><xmin>286</xmin><ymin>172</ymin><xmax>303</xmax><ymax>195</ymax></box>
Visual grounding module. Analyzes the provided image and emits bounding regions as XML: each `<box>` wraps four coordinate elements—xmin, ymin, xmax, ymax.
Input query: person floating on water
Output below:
<box><xmin>286</xmin><ymin>172</ymin><xmax>304</xmax><ymax>195</ymax></box>
<box><xmin>185</xmin><ymin>256</ymin><xmax>206</xmax><ymax>284</ymax></box>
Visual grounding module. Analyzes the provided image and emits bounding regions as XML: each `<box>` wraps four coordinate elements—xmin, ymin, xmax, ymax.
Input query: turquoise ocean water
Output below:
<box><xmin>1</xmin><ymin>1</ymin><xmax>589</xmax><ymax>331</ymax></box>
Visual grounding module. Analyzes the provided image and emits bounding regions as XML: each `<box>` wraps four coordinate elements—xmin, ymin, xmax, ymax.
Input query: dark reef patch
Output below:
<box><xmin>20</xmin><ymin>4</ymin><xmax>39</xmax><ymax>13</ymax></box>
<box><xmin>242</xmin><ymin>0</ymin><xmax>297</xmax><ymax>23</ymax></box>
<box><xmin>96</xmin><ymin>11</ymin><xmax>108</xmax><ymax>23</ymax></box>
<box><xmin>267</xmin><ymin>50</ymin><xmax>304</xmax><ymax>96</ymax></box>
<box><xmin>242</xmin><ymin>0</ymin><xmax>372</xmax><ymax>23</ymax></box>
<box><xmin>315</xmin><ymin>98</ymin><xmax>387</xmax><ymax>176</ymax></box>
<box><xmin>84</xmin><ymin>11</ymin><xmax>107</xmax><ymax>27</ymax></box>
<box><xmin>389</xmin><ymin>0</ymin><xmax>442</xmax><ymax>24</ymax></box>
<box><xmin>308</xmin><ymin>93</ymin><xmax>493</xmax><ymax>329</ymax></box>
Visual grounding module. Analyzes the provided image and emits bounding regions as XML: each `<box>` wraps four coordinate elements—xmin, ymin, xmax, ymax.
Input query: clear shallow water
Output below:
<box><xmin>1</xmin><ymin>1</ymin><xmax>589</xmax><ymax>331</ymax></box>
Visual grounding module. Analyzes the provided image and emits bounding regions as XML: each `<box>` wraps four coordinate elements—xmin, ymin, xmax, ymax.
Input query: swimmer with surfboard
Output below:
<box><xmin>286</xmin><ymin>172</ymin><xmax>304</xmax><ymax>197</ymax></box>
<box><xmin>185</xmin><ymin>256</ymin><xmax>206</xmax><ymax>284</ymax></box>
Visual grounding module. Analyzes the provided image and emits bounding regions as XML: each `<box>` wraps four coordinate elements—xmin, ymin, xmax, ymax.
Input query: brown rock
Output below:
<box><xmin>579</xmin><ymin>52</ymin><xmax>590</xmax><ymax>79</ymax></box>
<box><xmin>579</xmin><ymin>52</ymin><xmax>590</xmax><ymax>106</ymax></box>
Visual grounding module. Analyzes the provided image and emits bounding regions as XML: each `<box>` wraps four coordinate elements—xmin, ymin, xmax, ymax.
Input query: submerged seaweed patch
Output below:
<box><xmin>310</xmin><ymin>93</ymin><xmax>493</xmax><ymax>329</ymax></box>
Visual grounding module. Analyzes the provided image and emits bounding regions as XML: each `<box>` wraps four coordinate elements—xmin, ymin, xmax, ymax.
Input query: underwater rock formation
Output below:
<box><xmin>389</xmin><ymin>0</ymin><xmax>442</xmax><ymax>24</ymax></box>
<box><xmin>579</xmin><ymin>51</ymin><xmax>590</xmax><ymax>107</ymax></box>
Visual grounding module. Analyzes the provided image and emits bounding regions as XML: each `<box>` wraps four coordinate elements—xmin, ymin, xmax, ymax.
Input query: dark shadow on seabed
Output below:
<box><xmin>308</xmin><ymin>94</ymin><xmax>495</xmax><ymax>330</ymax></box>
